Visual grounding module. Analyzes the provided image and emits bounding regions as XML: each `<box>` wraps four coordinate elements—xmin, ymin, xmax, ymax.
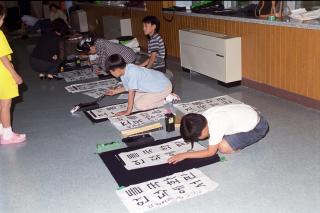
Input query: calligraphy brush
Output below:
<box><xmin>70</xmin><ymin>94</ymin><xmax>106</xmax><ymax>114</ymax></box>
<box><xmin>70</xmin><ymin>83</ymin><xmax>122</xmax><ymax>114</ymax></box>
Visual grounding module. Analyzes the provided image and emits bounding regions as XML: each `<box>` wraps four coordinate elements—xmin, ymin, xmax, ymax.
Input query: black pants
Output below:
<box><xmin>30</xmin><ymin>56</ymin><xmax>62</xmax><ymax>74</ymax></box>
<box><xmin>28</xmin><ymin>19</ymin><xmax>52</xmax><ymax>35</ymax></box>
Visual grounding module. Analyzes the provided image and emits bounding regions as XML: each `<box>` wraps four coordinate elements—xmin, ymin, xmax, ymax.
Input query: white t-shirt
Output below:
<box><xmin>50</xmin><ymin>10</ymin><xmax>68</xmax><ymax>24</ymax></box>
<box><xmin>202</xmin><ymin>104</ymin><xmax>259</xmax><ymax>146</ymax></box>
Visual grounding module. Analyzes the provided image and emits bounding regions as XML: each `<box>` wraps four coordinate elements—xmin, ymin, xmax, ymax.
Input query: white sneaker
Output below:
<box><xmin>165</xmin><ymin>93</ymin><xmax>181</xmax><ymax>104</ymax></box>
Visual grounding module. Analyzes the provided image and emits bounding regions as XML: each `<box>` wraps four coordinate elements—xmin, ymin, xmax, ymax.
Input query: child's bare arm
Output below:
<box><xmin>0</xmin><ymin>56</ymin><xmax>23</xmax><ymax>85</ymax></box>
<box><xmin>115</xmin><ymin>90</ymin><xmax>135</xmax><ymax>116</ymax></box>
<box><xmin>139</xmin><ymin>58</ymin><xmax>149</xmax><ymax>67</ymax></box>
<box><xmin>126</xmin><ymin>90</ymin><xmax>135</xmax><ymax>114</ymax></box>
<box><xmin>168</xmin><ymin>144</ymin><xmax>218</xmax><ymax>164</ymax></box>
<box><xmin>146</xmin><ymin>52</ymin><xmax>157</xmax><ymax>68</ymax></box>
<box><xmin>106</xmin><ymin>86</ymin><xmax>125</xmax><ymax>96</ymax></box>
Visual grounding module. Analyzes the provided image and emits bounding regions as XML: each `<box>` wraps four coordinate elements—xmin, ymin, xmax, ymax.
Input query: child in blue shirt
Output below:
<box><xmin>106</xmin><ymin>54</ymin><xmax>172</xmax><ymax>116</ymax></box>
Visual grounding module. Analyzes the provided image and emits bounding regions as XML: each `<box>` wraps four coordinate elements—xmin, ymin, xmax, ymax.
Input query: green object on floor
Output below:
<box><xmin>96</xmin><ymin>141</ymin><xmax>121</xmax><ymax>153</ymax></box>
<box><xmin>117</xmin><ymin>186</ymin><xmax>126</xmax><ymax>190</ymax></box>
<box><xmin>220</xmin><ymin>156</ymin><xmax>227</xmax><ymax>162</ymax></box>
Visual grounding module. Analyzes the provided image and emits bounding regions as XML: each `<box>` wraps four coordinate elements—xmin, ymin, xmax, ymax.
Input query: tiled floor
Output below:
<box><xmin>0</xmin><ymin>39</ymin><xmax>319</xmax><ymax>213</ymax></box>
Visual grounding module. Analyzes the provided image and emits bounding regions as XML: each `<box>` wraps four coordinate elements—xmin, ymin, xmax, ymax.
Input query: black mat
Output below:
<box><xmin>99</xmin><ymin>136</ymin><xmax>220</xmax><ymax>186</ymax></box>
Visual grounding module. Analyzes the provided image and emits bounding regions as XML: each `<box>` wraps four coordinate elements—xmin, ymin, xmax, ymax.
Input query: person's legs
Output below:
<box><xmin>0</xmin><ymin>99</ymin><xmax>14</xmax><ymax>141</ymax></box>
<box><xmin>134</xmin><ymin>84</ymin><xmax>172</xmax><ymax>111</ymax></box>
<box><xmin>28</xmin><ymin>20</ymin><xmax>41</xmax><ymax>32</ymax></box>
<box><xmin>30</xmin><ymin>56</ymin><xmax>48</xmax><ymax>78</ymax></box>
<box><xmin>38</xmin><ymin>19</ymin><xmax>52</xmax><ymax>35</ymax></box>
<box><xmin>30</xmin><ymin>56</ymin><xmax>62</xmax><ymax>79</ymax></box>
<box><xmin>0</xmin><ymin>99</ymin><xmax>12</xmax><ymax>128</ymax></box>
<box><xmin>218</xmin><ymin>139</ymin><xmax>235</xmax><ymax>154</ymax></box>
<box><xmin>223</xmin><ymin>116</ymin><xmax>269</xmax><ymax>151</ymax></box>
<box><xmin>0</xmin><ymin>104</ymin><xmax>2</xmax><ymax>136</ymax></box>
<box><xmin>47</xmin><ymin>59</ymin><xmax>62</xmax><ymax>75</ymax></box>
<box><xmin>0</xmin><ymin>99</ymin><xmax>26</xmax><ymax>144</ymax></box>
<box><xmin>47</xmin><ymin>59</ymin><xmax>63</xmax><ymax>80</ymax></box>
<box><xmin>30</xmin><ymin>56</ymin><xmax>49</xmax><ymax>73</ymax></box>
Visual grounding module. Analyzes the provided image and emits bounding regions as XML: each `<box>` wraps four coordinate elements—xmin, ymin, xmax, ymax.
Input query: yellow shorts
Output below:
<box><xmin>0</xmin><ymin>63</ymin><xmax>18</xmax><ymax>100</ymax></box>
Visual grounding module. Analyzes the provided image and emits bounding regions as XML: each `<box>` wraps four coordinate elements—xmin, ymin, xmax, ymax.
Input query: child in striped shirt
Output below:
<box><xmin>140</xmin><ymin>16</ymin><xmax>166</xmax><ymax>73</ymax></box>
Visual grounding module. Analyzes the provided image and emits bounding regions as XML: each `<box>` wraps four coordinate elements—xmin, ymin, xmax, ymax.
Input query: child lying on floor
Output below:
<box><xmin>105</xmin><ymin>54</ymin><xmax>179</xmax><ymax>116</ymax></box>
<box><xmin>168</xmin><ymin>104</ymin><xmax>269</xmax><ymax>164</ymax></box>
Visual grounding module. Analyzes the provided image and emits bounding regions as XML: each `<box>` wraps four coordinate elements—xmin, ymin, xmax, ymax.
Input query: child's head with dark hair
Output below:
<box><xmin>0</xmin><ymin>4</ymin><xmax>6</xmax><ymax>27</ymax></box>
<box><xmin>180</xmin><ymin>113</ymin><xmax>208</xmax><ymax>148</ymax></box>
<box><xmin>49</xmin><ymin>3</ymin><xmax>60</xmax><ymax>13</ymax></box>
<box><xmin>106</xmin><ymin>54</ymin><xmax>127</xmax><ymax>77</ymax></box>
<box><xmin>76</xmin><ymin>34</ymin><xmax>96</xmax><ymax>54</ymax></box>
<box><xmin>142</xmin><ymin>16</ymin><xmax>160</xmax><ymax>35</ymax></box>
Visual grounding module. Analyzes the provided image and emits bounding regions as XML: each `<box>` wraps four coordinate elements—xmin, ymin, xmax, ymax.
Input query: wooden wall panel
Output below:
<box><xmin>80</xmin><ymin>2</ymin><xmax>320</xmax><ymax>101</ymax></box>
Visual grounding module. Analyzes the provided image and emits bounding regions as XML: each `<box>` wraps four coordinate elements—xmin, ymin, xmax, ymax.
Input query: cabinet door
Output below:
<box><xmin>180</xmin><ymin>44</ymin><xmax>226</xmax><ymax>81</ymax></box>
<box><xmin>179</xmin><ymin>30</ymin><xmax>226</xmax><ymax>54</ymax></box>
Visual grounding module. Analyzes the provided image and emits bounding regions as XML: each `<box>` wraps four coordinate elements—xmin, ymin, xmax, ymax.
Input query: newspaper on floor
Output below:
<box><xmin>174</xmin><ymin>95</ymin><xmax>242</xmax><ymax>114</ymax></box>
<box><xmin>118</xmin><ymin>138</ymin><xmax>206</xmax><ymax>170</ymax></box>
<box><xmin>86</xmin><ymin>103</ymin><xmax>128</xmax><ymax>120</ymax></box>
<box><xmin>117</xmin><ymin>168</ymin><xmax>218</xmax><ymax>213</ymax></box>
<box><xmin>109</xmin><ymin>108</ymin><xmax>167</xmax><ymax>131</ymax></box>
<box><xmin>65</xmin><ymin>78</ymin><xmax>119</xmax><ymax>93</ymax></box>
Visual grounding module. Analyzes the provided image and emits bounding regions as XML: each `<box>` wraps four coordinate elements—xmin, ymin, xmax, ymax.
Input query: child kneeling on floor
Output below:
<box><xmin>105</xmin><ymin>54</ymin><xmax>178</xmax><ymax>116</ymax></box>
<box><xmin>168</xmin><ymin>104</ymin><xmax>269</xmax><ymax>164</ymax></box>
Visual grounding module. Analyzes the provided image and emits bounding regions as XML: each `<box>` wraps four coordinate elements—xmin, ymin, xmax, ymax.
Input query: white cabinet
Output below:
<box><xmin>102</xmin><ymin>16</ymin><xmax>132</xmax><ymax>39</ymax></box>
<box><xmin>70</xmin><ymin>10</ymin><xmax>89</xmax><ymax>33</ymax></box>
<box><xmin>179</xmin><ymin>29</ymin><xmax>241</xmax><ymax>86</ymax></box>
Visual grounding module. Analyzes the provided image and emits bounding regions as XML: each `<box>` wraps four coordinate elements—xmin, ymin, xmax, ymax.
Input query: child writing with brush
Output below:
<box><xmin>105</xmin><ymin>54</ymin><xmax>178</xmax><ymax>116</ymax></box>
<box><xmin>0</xmin><ymin>5</ymin><xmax>26</xmax><ymax>144</ymax></box>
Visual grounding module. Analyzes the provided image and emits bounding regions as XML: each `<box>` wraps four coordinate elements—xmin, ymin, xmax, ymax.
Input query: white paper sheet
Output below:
<box><xmin>109</xmin><ymin>108</ymin><xmax>167</xmax><ymax>131</ymax></box>
<box><xmin>65</xmin><ymin>79</ymin><xmax>119</xmax><ymax>93</ymax></box>
<box><xmin>86</xmin><ymin>103</ymin><xmax>128</xmax><ymax>120</ymax></box>
<box><xmin>174</xmin><ymin>95</ymin><xmax>242</xmax><ymax>114</ymax></box>
<box><xmin>118</xmin><ymin>138</ymin><xmax>206</xmax><ymax>170</ymax></box>
<box><xmin>58</xmin><ymin>68</ymin><xmax>97</xmax><ymax>82</ymax></box>
<box><xmin>82</xmin><ymin>88</ymin><xmax>107</xmax><ymax>99</ymax></box>
<box><xmin>117</xmin><ymin>168</ymin><xmax>219</xmax><ymax>213</ymax></box>
<box><xmin>117</xmin><ymin>93</ymin><xmax>129</xmax><ymax>100</ymax></box>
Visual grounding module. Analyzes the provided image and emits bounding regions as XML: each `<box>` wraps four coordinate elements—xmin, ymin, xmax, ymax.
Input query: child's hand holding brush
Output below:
<box><xmin>105</xmin><ymin>84</ymin><xmax>125</xmax><ymax>96</ymax></box>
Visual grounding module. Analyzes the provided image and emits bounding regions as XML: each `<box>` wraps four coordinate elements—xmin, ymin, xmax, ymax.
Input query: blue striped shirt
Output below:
<box><xmin>147</xmin><ymin>33</ymin><xmax>166</xmax><ymax>69</ymax></box>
